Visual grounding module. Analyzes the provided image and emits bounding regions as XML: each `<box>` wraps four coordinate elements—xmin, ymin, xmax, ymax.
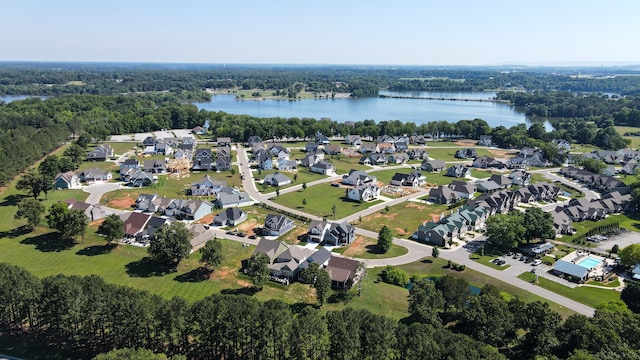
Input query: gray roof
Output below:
<box><xmin>214</xmin><ymin>207</ymin><xmax>246</xmax><ymax>223</ymax></box>
<box><xmin>554</xmin><ymin>260</ymin><xmax>589</xmax><ymax>279</ymax></box>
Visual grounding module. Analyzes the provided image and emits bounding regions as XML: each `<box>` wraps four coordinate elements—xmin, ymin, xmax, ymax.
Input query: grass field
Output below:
<box><xmin>615</xmin><ymin>125</ymin><xmax>640</xmax><ymax>149</ymax></box>
<box><xmin>271</xmin><ymin>183</ymin><xmax>382</xmax><ymax>219</ymax></box>
<box><xmin>357</xmin><ymin>202</ymin><xmax>449</xmax><ymax>238</ymax></box>
<box><xmin>425</xmin><ymin>147</ymin><xmax>494</xmax><ymax>162</ymax></box>
<box><xmin>559</xmin><ymin>213</ymin><xmax>640</xmax><ymax>245</ymax></box>
<box><xmin>332</xmin><ymin>235</ymin><xmax>409</xmax><ymax>259</ymax></box>
<box><xmin>469</xmin><ymin>243</ymin><xmax>511</xmax><ymax>270</ymax></box>
<box><xmin>328</xmin><ymin>155</ymin><xmax>370</xmax><ymax>175</ymax></box>
<box><xmin>518</xmin><ymin>272</ymin><xmax>621</xmax><ymax>308</ymax></box>
<box><xmin>102</xmin><ymin>142</ymin><xmax>139</xmax><ymax>155</ymax></box>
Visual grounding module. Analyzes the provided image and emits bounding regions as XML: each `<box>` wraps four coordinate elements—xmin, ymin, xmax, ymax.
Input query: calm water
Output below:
<box><xmin>195</xmin><ymin>90</ymin><xmax>550</xmax><ymax>129</ymax></box>
<box><xmin>0</xmin><ymin>95</ymin><xmax>39</xmax><ymax>103</ymax></box>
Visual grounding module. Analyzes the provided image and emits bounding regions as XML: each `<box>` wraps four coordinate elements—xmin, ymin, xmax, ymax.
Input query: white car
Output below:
<box><xmin>532</xmin><ymin>259</ymin><xmax>542</xmax><ymax>266</ymax></box>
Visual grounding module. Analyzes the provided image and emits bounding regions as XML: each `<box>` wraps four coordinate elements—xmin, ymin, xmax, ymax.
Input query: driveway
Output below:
<box><xmin>83</xmin><ymin>182</ymin><xmax>122</xmax><ymax>205</ymax></box>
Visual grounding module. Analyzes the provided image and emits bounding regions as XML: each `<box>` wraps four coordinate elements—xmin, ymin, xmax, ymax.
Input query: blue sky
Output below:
<box><xmin>2</xmin><ymin>0</ymin><xmax>638</xmax><ymax>65</ymax></box>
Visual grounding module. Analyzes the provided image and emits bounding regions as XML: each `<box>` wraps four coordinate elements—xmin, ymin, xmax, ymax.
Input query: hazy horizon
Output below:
<box><xmin>1</xmin><ymin>0</ymin><xmax>638</xmax><ymax>66</ymax></box>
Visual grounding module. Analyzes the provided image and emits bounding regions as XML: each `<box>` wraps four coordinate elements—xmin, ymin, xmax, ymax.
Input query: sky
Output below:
<box><xmin>1</xmin><ymin>0</ymin><xmax>639</xmax><ymax>66</ymax></box>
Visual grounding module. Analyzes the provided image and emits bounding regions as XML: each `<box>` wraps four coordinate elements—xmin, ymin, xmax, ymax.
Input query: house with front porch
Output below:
<box><xmin>345</xmin><ymin>183</ymin><xmax>380</xmax><ymax>202</ymax></box>
<box><xmin>263</xmin><ymin>214</ymin><xmax>295</xmax><ymax>236</ymax></box>
<box><xmin>306</xmin><ymin>220</ymin><xmax>355</xmax><ymax>246</ymax></box>
<box><xmin>54</xmin><ymin>171</ymin><xmax>82</xmax><ymax>189</ymax></box>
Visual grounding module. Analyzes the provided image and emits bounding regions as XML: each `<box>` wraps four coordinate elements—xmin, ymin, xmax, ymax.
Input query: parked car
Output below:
<box><xmin>237</xmin><ymin>232</ymin><xmax>246</xmax><ymax>238</ymax></box>
<box><xmin>248</xmin><ymin>235</ymin><xmax>257</xmax><ymax>239</ymax></box>
<box><xmin>514</xmin><ymin>253</ymin><xmax>522</xmax><ymax>259</ymax></box>
<box><xmin>532</xmin><ymin>259</ymin><xmax>542</xmax><ymax>266</ymax></box>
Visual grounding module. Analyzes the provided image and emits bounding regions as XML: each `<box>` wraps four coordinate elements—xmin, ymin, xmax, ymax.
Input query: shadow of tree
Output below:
<box><xmin>174</xmin><ymin>267</ymin><xmax>212</xmax><ymax>283</ymax></box>
<box><xmin>76</xmin><ymin>243</ymin><xmax>118</xmax><ymax>256</ymax></box>
<box><xmin>365</xmin><ymin>244</ymin><xmax>386</xmax><ymax>254</ymax></box>
<box><xmin>0</xmin><ymin>225</ymin><xmax>32</xmax><ymax>239</ymax></box>
<box><xmin>220</xmin><ymin>286</ymin><xmax>260</xmax><ymax>296</ymax></box>
<box><xmin>421</xmin><ymin>259</ymin><xmax>433</xmax><ymax>264</ymax></box>
<box><xmin>125</xmin><ymin>257</ymin><xmax>174</xmax><ymax>277</ymax></box>
<box><xmin>290</xmin><ymin>302</ymin><xmax>317</xmax><ymax>314</ymax></box>
<box><xmin>20</xmin><ymin>233</ymin><xmax>75</xmax><ymax>252</ymax></box>
<box><xmin>0</xmin><ymin>193</ymin><xmax>28</xmax><ymax>207</ymax></box>
<box><xmin>328</xmin><ymin>291</ymin><xmax>354</xmax><ymax>304</ymax></box>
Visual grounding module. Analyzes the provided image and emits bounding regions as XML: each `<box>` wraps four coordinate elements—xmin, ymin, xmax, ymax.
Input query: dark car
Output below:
<box><xmin>248</xmin><ymin>235</ymin><xmax>257</xmax><ymax>239</ymax></box>
<box><xmin>237</xmin><ymin>232</ymin><xmax>246</xmax><ymax>238</ymax></box>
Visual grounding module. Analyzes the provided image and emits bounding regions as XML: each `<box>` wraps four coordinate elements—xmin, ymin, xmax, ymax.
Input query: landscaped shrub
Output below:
<box><xmin>381</xmin><ymin>265</ymin><xmax>410</xmax><ymax>287</ymax></box>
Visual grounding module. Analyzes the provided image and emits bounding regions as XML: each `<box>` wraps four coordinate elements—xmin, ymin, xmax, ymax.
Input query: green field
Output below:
<box><xmin>425</xmin><ymin>147</ymin><xmax>494</xmax><ymax>162</ymax></box>
<box><xmin>328</xmin><ymin>155</ymin><xmax>370</xmax><ymax>175</ymax></box>
<box><xmin>615</xmin><ymin>125</ymin><xmax>640</xmax><ymax>149</ymax></box>
<box><xmin>358</xmin><ymin>201</ymin><xmax>449</xmax><ymax>238</ymax></box>
<box><xmin>271</xmin><ymin>183</ymin><xmax>382</xmax><ymax>219</ymax></box>
<box><xmin>468</xmin><ymin>243</ymin><xmax>511</xmax><ymax>270</ymax></box>
<box><xmin>518</xmin><ymin>272</ymin><xmax>621</xmax><ymax>308</ymax></box>
<box><xmin>103</xmin><ymin>141</ymin><xmax>139</xmax><ymax>155</ymax></box>
<box><xmin>332</xmin><ymin>235</ymin><xmax>409</xmax><ymax>259</ymax></box>
<box><xmin>560</xmin><ymin>213</ymin><xmax>640</xmax><ymax>245</ymax></box>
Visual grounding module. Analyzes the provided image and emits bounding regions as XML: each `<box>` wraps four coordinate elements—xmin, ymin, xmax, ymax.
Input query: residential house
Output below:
<box><xmin>270</xmin><ymin>245</ymin><xmax>316</xmax><ymax>280</ymax></box>
<box><xmin>311</xmin><ymin>161</ymin><xmax>335</xmax><ymax>175</ymax></box>
<box><xmin>345</xmin><ymin>183</ymin><xmax>380</xmax><ymax>202</ymax></box>
<box><xmin>253</xmin><ymin>238</ymin><xmax>289</xmax><ymax>264</ymax></box>
<box><xmin>358</xmin><ymin>143</ymin><xmax>376</xmax><ymax>153</ymax></box>
<box><xmin>315</xmin><ymin>134</ymin><xmax>330</xmax><ymax>145</ymax></box>
<box><xmin>192</xmin><ymin>126</ymin><xmax>207</xmax><ymax>135</ymax></box>
<box><xmin>276</xmin><ymin>159</ymin><xmax>297</xmax><ymax>171</ymax></box>
<box><xmin>592</xmin><ymin>150</ymin><xmax>622</xmax><ymax>164</ymax></box>
<box><xmin>268</xmin><ymin>145</ymin><xmax>290</xmax><ymax>160</ymax></box>
<box><xmin>407</xmin><ymin>149</ymin><xmax>429</xmax><ymax>160</ymax></box>
<box><xmin>143</xmin><ymin>159</ymin><xmax>167</xmax><ymax>174</ymax></box>
<box><xmin>324</xmin><ymin>144</ymin><xmax>342</xmax><ymax>155</ymax></box>
<box><xmin>263</xmin><ymin>214</ymin><xmax>295</xmax><ymax>236</ymax></box>
<box><xmin>135</xmin><ymin>193</ymin><xmax>160</xmax><ymax>212</ymax></box>
<box><xmin>122</xmin><ymin>169</ymin><xmax>155</xmax><ymax>187</ymax></box>
<box><xmin>298</xmin><ymin>248</ymin><xmax>332</xmax><ymax>280</ymax></box>
<box><xmin>79</xmin><ymin>168</ymin><xmax>112</xmax><ymax>183</ymax></box>
<box><xmin>217</xmin><ymin>137</ymin><xmax>232</xmax><ymax>147</ymax></box>
<box><xmin>360</xmin><ymin>153</ymin><xmax>388</xmax><ymax>165</ymax></box>
<box><xmin>427</xmin><ymin>186</ymin><xmax>458</xmax><ymax>204</ymax></box>
<box><xmin>448</xmin><ymin>180</ymin><xmax>476</xmax><ymax>199</ymax></box>
<box><xmin>489</xmin><ymin>174</ymin><xmax>512</xmax><ymax>188</ymax></box>
<box><xmin>190</xmin><ymin>175</ymin><xmax>226</xmax><ymax>196</ymax></box>
<box><xmin>247</xmin><ymin>136</ymin><xmax>263</xmax><ymax>147</ymax></box>
<box><xmin>87</xmin><ymin>144</ymin><xmax>114</xmax><ymax>161</ymax></box>
<box><xmin>421</xmin><ymin>159</ymin><xmax>446</xmax><ymax>172</ymax></box>
<box><xmin>325</xmin><ymin>256</ymin><xmax>362</xmax><ymax>289</ymax></box>
<box><xmin>54</xmin><ymin>171</ymin><xmax>82</xmax><ymax>189</ymax></box>
<box><xmin>478</xmin><ymin>135</ymin><xmax>492</xmax><ymax>147</ymax></box>
<box><xmin>264</xmin><ymin>172</ymin><xmax>292</xmax><ymax>187</ymax></box>
<box><xmin>154</xmin><ymin>141</ymin><xmax>173</xmax><ymax>156</ymax></box>
<box><xmin>551</xmin><ymin>139</ymin><xmax>571</xmax><ymax>150</ymax></box>
<box><xmin>457</xmin><ymin>205</ymin><xmax>488</xmax><ymax>231</ymax></box>
<box><xmin>412</xmin><ymin>212</ymin><xmax>468</xmax><ymax>248</ymax></box>
<box><xmin>390</xmin><ymin>170</ymin><xmax>426</xmax><ymax>187</ymax></box>
<box><xmin>387</xmin><ymin>153</ymin><xmax>409</xmax><ymax>164</ymax></box>
<box><xmin>476</xmin><ymin>180</ymin><xmax>502</xmax><ymax>193</ymax></box>
<box><xmin>123</xmin><ymin>212</ymin><xmax>151</xmax><ymax>238</ymax></box>
<box><xmin>216</xmin><ymin>187</ymin><xmax>251</xmax><ymax>208</ymax></box>
<box><xmin>473</xmin><ymin>156</ymin><xmax>506</xmax><ymax>169</ymax></box>
<box><xmin>119</xmin><ymin>159</ymin><xmax>140</xmax><ymax>173</ymax></box>
<box><xmin>455</xmin><ymin>148</ymin><xmax>477</xmax><ymax>159</ymax></box>
<box><xmin>216</xmin><ymin>155</ymin><xmax>232</xmax><ymax>171</ymax></box>
<box><xmin>174</xmin><ymin>148</ymin><xmax>192</xmax><ymax>160</ymax></box>
<box><xmin>192</xmin><ymin>148</ymin><xmax>213</xmax><ymax>171</ymax></box>
<box><xmin>446</xmin><ymin>164</ymin><xmax>470</xmax><ymax>178</ymax></box>
<box><xmin>306</xmin><ymin>220</ymin><xmax>355</xmax><ymax>246</ymax></box>
<box><xmin>212</xmin><ymin>207</ymin><xmax>247</xmax><ymax>227</ymax></box>
<box><xmin>176</xmin><ymin>200</ymin><xmax>214</xmax><ymax>221</ymax></box>
<box><xmin>376</xmin><ymin>142</ymin><xmax>396</xmax><ymax>154</ymax></box>
<box><xmin>345</xmin><ymin>135</ymin><xmax>362</xmax><ymax>146</ymax></box>
<box><xmin>507</xmin><ymin>157</ymin><xmax>527</xmax><ymax>169</ymax></box>
<box><xmin>342</xmin><ymin>170</ymin><xmax>376</xmax><ymax>186</ymax></box>
<box><xmin>256</xmin><ymin>151</ymin><xmax>274</xmax><ymax>170</ymax></box>
<box><xmin>410</xmin><ymin>135</ymin><xmax>427</xmax><ymax>145</ymax></box>
<box><xmin>301</xmin><ymin>152</ymin><xmax>324</xmax><ymax>167</ymax></box>
<box><xmin>66</xmin><ymin>199</ymin><xmax>111</xmax><ymax>221</ymax></box>
<box><xmin>137</xmin><ymin>216</ymin><xmax>171</xmax><ymax>242</ymax></box>
<box><xmin>508</xmin><ymin>170</ymin><xmax>531</xmax><ymax>186</ymax></box>
<box><xmin>305</xmin><ymin>142</ymin><xmax>319</xmax><ymax>153</ymax></box>
<box><xmin>394</xmin><ymin>141</ymin><xmax>409</xmax><ymax>152</ymax></box>
<box><xmin>620</xmin><ymin>160</ymin><xmax>640</xmax><ymax>175</ymax></box>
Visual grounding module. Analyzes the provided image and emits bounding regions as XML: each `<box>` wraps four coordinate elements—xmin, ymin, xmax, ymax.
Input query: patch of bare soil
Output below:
<box><xmin>236</xmin><ymin>280</ymin><xmax>252</xmax><ymax>287</ymax></box>
<box><xmin>405</xmin><ymin>202</ymin><xmax>427</xmax><ymax>210</ymax></box>
<box><xmin>487</xmin><ymin>149</ymin><xmax>517</xmax><ymax>158</ymax></box>
<box><xmin>430</xmin><ymin>214</ymin><xmax>440</xmax><ymax>222</ymax></box>
<box><xmin>210</xmin><ymin>266</ymin><xmax>236</xmax><ymax>281</ymax></box>
<box><xmin>196</xmin><ymin>214</ymin><xmax>214</xmax><ymax>225</ymax></box>
<box><xmin>342</xmin><ymin>236</ymin><xmax>369</xmax><ymax>257</ymax></box>
<box><xmin>395</xmin><ymin>227</ymin><xmax>409</xmax><ymax>235</ymax></box>
<box><xmin>237</xmin><ymin>219</ymin><xmax>259</xmax><ymax>234</ymax></box>
<box><xmin>455</xmin><ymin>140</ymin><xmax>477</xmax><ymax>146</ymax></box>
<box><xmin>107</xmin><ymin>194</ymin><xmax>136</xmax><ymax>209</ymax></box>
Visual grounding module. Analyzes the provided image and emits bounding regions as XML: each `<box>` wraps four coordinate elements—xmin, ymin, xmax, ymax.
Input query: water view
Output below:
<box><xmin>195</xmin><ymin>91</ymin><xmax>550</xmax><ymax>129</ymax></box>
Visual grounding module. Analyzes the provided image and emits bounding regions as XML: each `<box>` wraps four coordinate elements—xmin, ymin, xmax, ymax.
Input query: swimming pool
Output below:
<box><xmin>577</xmin><ymin>256</ymin><xmax>602</xmax><ymax>269</ymax></box>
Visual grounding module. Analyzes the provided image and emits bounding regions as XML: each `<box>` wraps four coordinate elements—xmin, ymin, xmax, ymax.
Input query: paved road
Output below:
<box><xmin>83</xmin><ymin>182</ymin><xmax>123</xmax><ymax>205</ymax></box>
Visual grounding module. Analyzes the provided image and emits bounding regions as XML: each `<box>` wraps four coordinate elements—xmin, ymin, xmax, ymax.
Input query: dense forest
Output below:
<box><xmin>3</xmin><ymin>62</ymin><xmax>640</xmax><ymax>97</ymax></box>
<box><xmin>1</xmin><ymin>263</ymin><xmax>639</xmax><ymax>360</ymax></box>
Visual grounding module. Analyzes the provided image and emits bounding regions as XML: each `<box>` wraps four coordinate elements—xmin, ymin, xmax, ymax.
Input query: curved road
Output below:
<box><xmin>237</xmin><ymin>147</ymin><xmax>595</xmax><ymax>316</ymax></box>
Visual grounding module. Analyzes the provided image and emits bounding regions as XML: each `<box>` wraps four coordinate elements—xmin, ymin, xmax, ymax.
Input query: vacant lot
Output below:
<box><xmin>426</xmin><ymin>147</ymin><xmax>494</xmax><ymax>162</ymax></box>
<box><xmin>272</xmin><ymin>183</ymin><xmax>382</xmax><ymax>219</ymax></box>
<box><xmin>358</xmin><ymin>202</ymin><xmax>449</xmax><ymax>238</ymax></box>
<box><xmin>334</xmin><ymin>235</ymin><xmax>409</xmax><ymax>259</ymax></box>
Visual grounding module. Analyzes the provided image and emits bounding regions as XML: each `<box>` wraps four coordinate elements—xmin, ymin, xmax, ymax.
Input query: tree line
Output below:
<box><xmin>2</xmin><ymin>263</ymin><xmax>639</xmax><ymax>359</ymax></box>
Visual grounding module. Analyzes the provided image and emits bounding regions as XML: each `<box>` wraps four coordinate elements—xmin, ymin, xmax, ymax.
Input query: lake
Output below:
<box><xmin>0</xmin><ymin>95</ymin><xmax>41</xmax><ymax>103</ymax></box>
<box><xmin>195</xmin><ymin>90</ymin><xmax>551</xmax><ymax>129</ymax></box>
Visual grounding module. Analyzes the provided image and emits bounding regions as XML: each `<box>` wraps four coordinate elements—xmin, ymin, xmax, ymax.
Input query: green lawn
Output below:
<box><xmin>103</xmin><ymin>141</ymin><xmax>139</xmax><ymax>155</ymax></box>
<box><xmin>357</xmin><ymin>202</ymin><xmax>449</xmax><ymax>238</ymax></box>
<box><xmin>468</xmin><ymin>243</ymin><xmax>511</xmax><ymax>270</ymax></box>
<box><xmin>518</xmin><ymin>272</ymin><xmax>621</xmax><ymax>308</ymax></box>
<box><xmin>271</xmin><ymin>183</ymin><xmax>382</xmax><ymax>219</ymax></box>
<box><xmin>615</xmin><ymin>125</ymin><xmax>640</xmax><ymax>149</ymax></box>
<box><xmin>426</xmin><ymin>147</ymin><xmax>494</xmax><ymax>162</ymax></box>
<box><xmin>422</xmin><ymin>171</ymin><xmax>463</xmax><ymax>187</ymax></box>
<box><xmin>560</xmin><ymin>213</ymin><xmax>640</xmax><ymax>245</ymax></box>
<box><xmin>328</xmin><ymin>155</ymin><xmax>369</xmax><ymax>175</ymax></box>
<box><xmin>332</xmin><ymin>235</ymin><xmax>409</xmax><ymax>259</ymax></box>
<box><xmin>587</xmin><ymin>277</ymin><xmax>620</xmax><ymax>288</ymax></box>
